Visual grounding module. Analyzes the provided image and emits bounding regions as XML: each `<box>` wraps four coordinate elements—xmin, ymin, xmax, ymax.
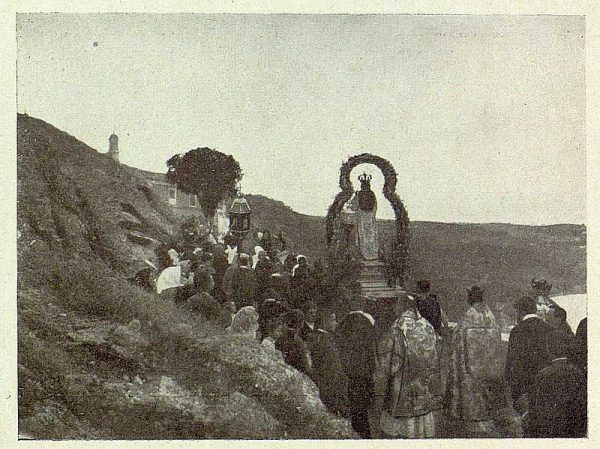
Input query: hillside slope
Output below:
<box><xmin>17</xmin><ymin>113</ymin><xmax>178</xmax><ymax>276</ymax></box>
<box><xmin>17</xmin><ymin>113</ymin><xmax>586</xmax><ymax>438</ymax></box>
<box><xmin>17</xmin><ymin>114</ymin><xmax>355</xmax><ymax>439</ymax></box>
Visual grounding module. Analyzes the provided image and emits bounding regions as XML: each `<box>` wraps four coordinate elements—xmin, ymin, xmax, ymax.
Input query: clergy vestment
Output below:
<box><xmin>446</xmin><ymin>302</ymin><xmax>506</xmax><ymax>422</ymax></box>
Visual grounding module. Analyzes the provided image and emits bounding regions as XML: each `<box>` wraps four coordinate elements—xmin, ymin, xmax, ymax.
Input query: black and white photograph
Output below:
<box><xmin>7</xmin><ymin>4</ymin><xmax>594</xmax><ymax>443</ymax></box>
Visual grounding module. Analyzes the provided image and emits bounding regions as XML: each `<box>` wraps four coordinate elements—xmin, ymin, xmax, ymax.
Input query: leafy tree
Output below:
<box><xmin>166</xmin><ymin>147</ymin><xmax>242</xmax><ymax>220</ymax></box>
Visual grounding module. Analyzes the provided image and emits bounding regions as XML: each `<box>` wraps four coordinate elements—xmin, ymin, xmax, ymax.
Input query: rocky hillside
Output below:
<box><xmin>17</xmin><ymin>113</ymin><xmax>178</xmax><ymax>276</ymax></box>
<box><xmin>17</xmin><ymin>113</ymin><xmax>586</xmax><ymax>438</ymax></box>
<box><xmin>17</xmin><ymin>114</ymin><xmax>355</xmax><ymax>439</ymax></box>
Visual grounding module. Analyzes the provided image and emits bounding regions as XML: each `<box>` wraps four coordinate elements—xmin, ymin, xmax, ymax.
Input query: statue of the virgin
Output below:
<box><xmin>349</xmin><ymin>172</ymin><xmax>379</xmax><ymax>260</ymax></box>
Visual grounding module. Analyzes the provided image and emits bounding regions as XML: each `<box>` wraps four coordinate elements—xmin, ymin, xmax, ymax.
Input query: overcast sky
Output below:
<box><xmin>16</xmin><ymin>14</ymin><xmax>585</xmax><ymax>224</ymax></box>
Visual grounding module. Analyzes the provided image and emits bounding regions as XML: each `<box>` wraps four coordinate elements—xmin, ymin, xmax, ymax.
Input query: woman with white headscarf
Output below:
<box><xmin>167</xmin><ymin>248</ymin><xmax>180</xmax><ymax>266</ymax></box>
<box><xmin>156</xmin><ymin>265</ymin><xmax>183</xmax><ymax>295</ymax></box>
<box><xmin>252</xmin><ymin>246</ymin><xmax>265</xmax><ymax>269</ymax></box>
<box><xmin>225</xmin><ymin>244</ymin><xmax>238</xmax><ymax>265</ymax></box>
<box><xmin>292</xmin><ymin>255</ymin><xmax>308</xmax><ymax>277</ymax></box>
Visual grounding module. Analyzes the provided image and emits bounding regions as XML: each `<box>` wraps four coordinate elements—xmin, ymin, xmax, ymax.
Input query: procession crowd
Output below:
<box><xmin>130</xmin><ymin>230</ymin><xmax>587</xmax><ymax>439</ymax></box>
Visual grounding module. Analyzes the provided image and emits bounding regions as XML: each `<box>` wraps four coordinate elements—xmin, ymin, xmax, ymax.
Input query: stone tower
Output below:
<box><xmin>108</xmin><ymin>133</ymin><xmax>119</xmax><ymax>163</ymax></box>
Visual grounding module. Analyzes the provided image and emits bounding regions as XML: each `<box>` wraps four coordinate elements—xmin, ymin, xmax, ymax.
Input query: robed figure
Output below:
<box><xmin>349</xmin><ymin>173</ymin><xmax>379</xmax><ymax>260</ymax></box>
<box><xmin>526</xmin><ymin>330</ymin><xmax>587</xmax><ymax>438</ymax></box>
<box><xmin>505</xmin><ymin>296</ymin><xmax>552</xmax><ymax>409</ymax></box>
<box><xmin>373</xmin><ymin>292</ymin><xmax>443</xmax><ymax>438</ymax></box>
<box><xmin>445</xmin><ymin>287</ymin><xmax>507</xmax><ymax>436</ymax></box>
<box><xmin>336</xmin><ymin>308</ymin><xmax>377</xmax><ymax>438</ymax></box>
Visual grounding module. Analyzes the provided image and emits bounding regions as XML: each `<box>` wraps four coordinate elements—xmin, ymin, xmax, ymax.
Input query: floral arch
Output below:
<box><xmin>325</xmin><ymin>153</ymin><xmax>410</xmax><ymax>286</ymax></box>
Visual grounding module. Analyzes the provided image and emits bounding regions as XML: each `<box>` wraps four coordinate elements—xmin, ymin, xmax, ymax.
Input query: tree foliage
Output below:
<box><xmin>166</xmin><ymin>148</ymin><xmax>242</xmax><ymax>219</ymax></box>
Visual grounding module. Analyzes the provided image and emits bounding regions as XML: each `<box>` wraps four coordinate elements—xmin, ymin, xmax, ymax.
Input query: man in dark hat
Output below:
<box><xmin>530</xmin><ymin>279</ymin><xmax>552</xmax><ymax>322</ymax></box>
<box><xmin>504</xmin><ymin>295</ymin><xmax>552</xmax><ymax>415</ymax></box>
<box><xmin>414</xmin><ymin>280</ymin><xmax>447</xmax><ymax>336</ymax></box>
<box><xmin>525</xmin><ymin>330</ymin><xmax>587</xmax><ymax>437</ymax></box>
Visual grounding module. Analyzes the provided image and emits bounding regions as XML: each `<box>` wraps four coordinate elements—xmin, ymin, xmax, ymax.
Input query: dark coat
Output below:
<box><xmin>290</xmin><ymin>273</ymin><xmax>312</xmax><ymax>309</ymax></box>
<box><xmin>572</xmin><ymin>317</ymin><xmax>587</xmax><ymax>377</ymax></box>
<box><xmin>254</xmin><ymin>259</ymin><xmax>275</xmax><ymax>301</ymax></box>
<box><xmin>222</xmin><ymin>263</ymin><xmax>239</xmax><ymax>299</ymax></box>
<box><xmin>276</xmin><ymin>330</ymin><xmax>312</xmax><ymax>375</ymax></box>
<box><xmin>526</xmin><ymin>359</ymin><xmax>587</xmax><ymax>438</ymax></box>
<box><xmin>211</xmin><ymin>253</ymin><xmax>229</xmax><ymax>301</ymax></box>
<box><xmin>336</xmin><ymin>311</ymin><xmax>376</xmax><ymax>380</ymax></box>
<box><xmin>336</xmin><ymin>311</ymin><xmax>377</xmax><ymax>438</ymax></box>
<box><xmin>230</xmin><ymin>266</ymin><xmax>258</xmax><ymax>310</ymax></box>
<box><xmin>308</xmin><ymin>329</ymin><xmax>348</xmax><ymax>415</ymax></box>
<box><xmin>270</xmin><ymin>273</ymin><xmax>291</xmax><ymax>303</ymax></box>
<box><xmin>415</xmin><ymin>293</ymin><xmax>443</xmax><ymax>332</ymax></box>
<box><xmin>504</xmin><ymin>316</ymin><xmax>552</xmax><ymax>401</ymax></box>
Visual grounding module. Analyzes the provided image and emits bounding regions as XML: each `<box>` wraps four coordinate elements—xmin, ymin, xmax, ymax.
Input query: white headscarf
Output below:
<box><xmin>167</xmin><ymin>248</ymin><xmax>180</xmax><ymax>266</ymax></box>
<box><xmin>277</xmin><ymin>250</ymin><xmax>290</xmax><ymax>265</ymax></box>
<box><xmin>292</xmin><ymin>254</ymin><xmax>307</xmax><ymax>276</ymax></box>
<box><xmin>225</xmin><ymin>245</ymin><xmax>238</xmax><ymax>265</ymax></box>
<box><xmin>156</xmin><ymin>265</ymin><xmax>182</xmax><ymax>294</ymax></box>
<box><xmin>252</xmin><ymin>246</ymin><xmax>265</xmax><ymax>269</ymax></box>
<box><xmin>349</xmin><ymin>310</ymin><xmax>375</xmax><ymax>326</ymax></box>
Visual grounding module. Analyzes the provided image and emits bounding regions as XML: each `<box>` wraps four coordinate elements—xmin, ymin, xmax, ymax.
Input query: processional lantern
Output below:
<box><xmin>228</xmin><ymin>190</ymin><xmax>251</xmax><ymax>242</ymax></box>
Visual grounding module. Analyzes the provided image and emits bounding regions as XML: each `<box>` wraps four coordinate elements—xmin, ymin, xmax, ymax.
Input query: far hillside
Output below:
<box><xmin>245</xmin><ymin>194</ymin><xmax>586</xmax><ymax>327</ymax></box>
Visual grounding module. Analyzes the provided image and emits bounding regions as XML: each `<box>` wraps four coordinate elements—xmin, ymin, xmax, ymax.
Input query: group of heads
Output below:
<box><xmin>416</xmin><ymin>278</ymin><xmax>485</xmax><ymax>304</ymax></box>
<box><xmin>228</xmin><ymin>297</ymin><xmax>324</xmax><ymax>342</ymax></box>
<box><xmin>261</xmin><ymin>297</ymin><xmax>336</xmax><ymax>340</ymax></box>
<box><xmin>513</xmin><ymin>278</ymin><xmax>555</xmax><ymax>317</ymax></box>
<box><xmin>415</xmin><ymin>277</ymin><xmax>561</xmax><ymax>318</ymax></box>
<box><xmin>514</xmin><ymin>289</ymin><xmax>567</xmax><ymax>327</ymax></box>
<box><xmin>257</xmin><ymin>229</ymin><xmax>286</xmax><ymax>247</ymax></box>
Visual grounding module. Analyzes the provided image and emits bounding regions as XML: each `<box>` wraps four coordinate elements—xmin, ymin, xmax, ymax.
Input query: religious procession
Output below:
<box><xmin>15</xmin><ymin>14</ymin><xmax>588</xmax><ymax>442</ymax></box>
<box><xmin>130</xmin><ymin>169</ymin><xmax>587</xmax><ymax>440</ymax></box>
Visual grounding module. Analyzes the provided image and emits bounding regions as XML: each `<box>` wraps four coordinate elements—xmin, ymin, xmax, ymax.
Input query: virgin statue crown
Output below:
<box><xmin>358</xmin><ymin>172</ymin><xmax>372</xmax><ymax>184</ymax></box>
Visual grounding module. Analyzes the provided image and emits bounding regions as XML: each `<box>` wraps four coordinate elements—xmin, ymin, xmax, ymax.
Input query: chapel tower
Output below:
<box><xmin>108</xmin><ymin>133</ymin><xmax>119</xmax><ymax>163</ymax></box>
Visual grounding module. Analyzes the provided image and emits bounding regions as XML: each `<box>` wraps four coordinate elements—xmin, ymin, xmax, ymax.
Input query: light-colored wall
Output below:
<box><xmin>145</xmin><ymin>177</ymin><xmax>229</xmax><ymax>222</ymax></box>
<box><xmin>147</xmin><ymin>180</ymin><xmax>202</xmax><ymax>216</ymax></box>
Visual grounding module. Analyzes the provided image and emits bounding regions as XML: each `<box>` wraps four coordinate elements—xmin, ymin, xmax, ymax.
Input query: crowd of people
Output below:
<box><xmin>130</xmin><ymin>230</ymin><xmax>587</xmax><ymax>439</ymax></box>
<box><xmin>131</xmin><ymin>228</ymin><xmax>350</xmax><ymax>413</ymax></box>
